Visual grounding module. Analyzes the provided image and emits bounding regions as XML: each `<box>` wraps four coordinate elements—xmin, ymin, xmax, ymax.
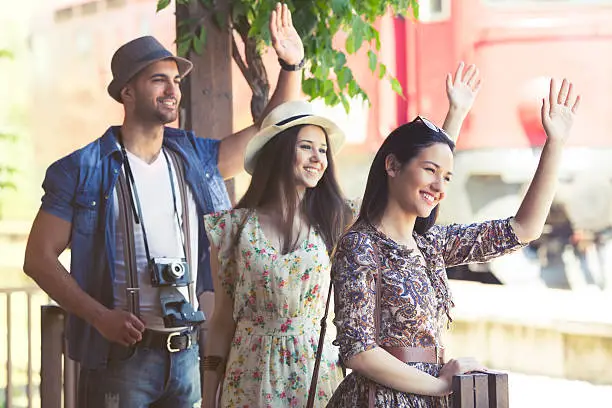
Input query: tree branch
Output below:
<box><xmin>231</xmin><ymin>33</ymin><xmax>255</xmax><ymax>91</ymax></box>
<box><xmin>233</xmin><ymin>16</ymin><xmax>270</xmax><ymax>120</ymax></box>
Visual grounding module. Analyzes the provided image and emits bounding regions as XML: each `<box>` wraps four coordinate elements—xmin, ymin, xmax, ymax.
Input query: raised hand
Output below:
<box><xmin>541</xmin><ymin>78</ymin><xmax>580</xmax><ymax>144</ymax></box>
<box><xmin>269</xmin><ymin>2</ymin><xmax>304</xmax><ymax>65</ymax></box>
<box><xmin>446</xmin><ymin>62</ymin><xmax>482</xmax><ymax>116</ymax></box>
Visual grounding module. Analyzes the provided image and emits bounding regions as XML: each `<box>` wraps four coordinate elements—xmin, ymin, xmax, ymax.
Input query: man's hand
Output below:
<box><xmin>92</xmin><ymin>309</ymin><xmax>145</xmax><ymax>347</ymax></box>
<box><xmin>446</xmin><ymin>61</ymin><xmax>482</xmax><ymax>117</ymax></box>
<box><xmin>269</xmin><ymin>2</ymin><xmax>304</xmax><ymax>65</ymax></box>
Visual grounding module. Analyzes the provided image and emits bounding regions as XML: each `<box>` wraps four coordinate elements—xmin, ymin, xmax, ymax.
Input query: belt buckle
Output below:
<box><xmin>166</xmin><ymin>331</ymin><xmax>190</xmax><ymax>353</ymax></box>
<box><xmin>435</xmin><ymin>346</ymin><xmax>440</xmax><ymax>364</ymax></box>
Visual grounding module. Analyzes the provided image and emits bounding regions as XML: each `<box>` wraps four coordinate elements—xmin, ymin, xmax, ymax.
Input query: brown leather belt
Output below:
<box><xmin>383</xmin><ymin>345</ymin><xmax>445</xmax><ymax>365</ymax></box>
<box><xmin>140</xmin><ymin>329</ymin><xmax>198</xmax><ymax>353</ymax></box>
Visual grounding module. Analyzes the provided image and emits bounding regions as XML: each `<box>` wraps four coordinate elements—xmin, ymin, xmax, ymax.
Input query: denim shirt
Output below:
<box><xmin>40</xmin><ymin>126</ymin><xmax>231</xmax><ymax>368</ymax></box>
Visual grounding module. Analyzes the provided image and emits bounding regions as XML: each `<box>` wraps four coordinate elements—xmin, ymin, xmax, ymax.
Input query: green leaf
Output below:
<box><xmin>339</xmin><ymin>93</ymin><xmax>351</xmax><ymax>113</ymax></box>
<box><xmin>199</xmin><ymin>0</ymin><xmax>212</xmax><ymax>8</ymax></box>
<box><xmin>348</xmin><ymin>79</ymin><xmax>360</xmax><ymax>98</ymax></box>
<box><xmin>0</xmin><ymin>133</ymin><xmax>17</xmax><ymax>142</ymax></box>
<box><xmin>334</xmin><ymin>51</ymin><xmax>347</xmax><ymax>71</ymax></box>
<box><xmin>378</xmin><ymin>63</ymin><xmax>387</xmax><ymax>79</ymax></box>
<box><xmin>156</xmin><ymin>0</ymin><xmax>170</xmax><ymax>12</ymax></box>
<box><xmin>367</xmin><ymin>50</ymin><xmax>377</xmax><ymax>72</ymax></box>
<box><xmin>214</xmin><ymin>11</ymin><xmax>227</xmax><ymax>29</ymax></box>
<box><xmin>390</xmin><ymin>76</ymin><xmax>404</xmax><ymax>97</ymax></box>
<box><xmin>331</xmin><ymin>0</ymin><xmax>351</xmax><ymax>17</ymax></box>
<box><xmin>177</xmin><ymin>39</ymin><xmax>191</xmax><ymax>57</ymax></box>
<box><xmin>0</xmin><ymin>49</ymin><xmax>13</xmax><ymax>59</ymax></box>
<box><xmin>411</xmin><ymin>0</ymin><xmax>420</xmax><ymax>19</ymax></box>
<box><xmin>192</xmin><ymin>28</ymin><xmax>207</xmax><ymax>55</ymax></box>
<box><xmin>336</xmin><ymin>67</ymin><xmax>353</xmax><ymax>89</ymax></box>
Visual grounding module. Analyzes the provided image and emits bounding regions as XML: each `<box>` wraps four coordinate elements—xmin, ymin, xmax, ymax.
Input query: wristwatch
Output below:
<box><xmin>278</xmin><ymin>57</ymin><xmax>306</xmax><ymax>71</ymax></box>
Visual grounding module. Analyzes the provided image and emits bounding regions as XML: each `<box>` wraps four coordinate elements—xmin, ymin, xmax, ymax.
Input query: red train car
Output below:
<box><xmin>396</xmin><ymin>0</ymin><xmax>612</xmax><ymax>288</ymax></box>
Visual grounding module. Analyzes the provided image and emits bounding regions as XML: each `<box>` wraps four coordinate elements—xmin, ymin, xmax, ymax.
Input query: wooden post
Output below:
<box><xmin>486</xmin><ymin>372</ymin><xmax>509</xmax><ymax>408</ymax></box>
<box><xmin>473</xmin><ymin>373</ymin><xmax>489</xmax><ymax>408</ymax></box>
<box><xmin>40</xmin><ymin>305</ymin><xmax>65</xmax><ymax>408</ymax></box>
<box><xmin>451</xmin><ymin>372</ymin><xmax>509</xmax><ymax>408</ymax></box>
<box><xmin>452</xmin><ymin>374</ymin><xmax>475</xmax><ymax>408</ymax></box>
<box><xmin>176</xmin><ymin>0</ymin><xmax>235</xmax><ymax>202</ymax></box>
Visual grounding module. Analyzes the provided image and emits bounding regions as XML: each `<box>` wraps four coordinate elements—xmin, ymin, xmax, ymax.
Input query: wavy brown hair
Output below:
<box><xmin>236</xmin><ymin>125</ymin><xmax>351</xmax><ymax>253</ymax></box>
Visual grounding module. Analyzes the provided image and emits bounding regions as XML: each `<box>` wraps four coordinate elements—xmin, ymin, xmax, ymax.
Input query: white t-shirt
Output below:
<box><xmin>113</xmin><ymin>148</ymin><xmax>199</xmax><ymax>331</ymax></box>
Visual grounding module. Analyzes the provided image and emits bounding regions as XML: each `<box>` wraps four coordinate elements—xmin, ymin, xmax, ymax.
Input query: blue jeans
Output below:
<box><xmin>78</xmin><ymin>343</ymin><xmax>201</xmax><ymax>408</ymax></box>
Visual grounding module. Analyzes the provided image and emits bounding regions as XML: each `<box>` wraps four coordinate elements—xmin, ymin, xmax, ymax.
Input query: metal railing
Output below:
<box><xmin>1</xmin><ymin>287</ymin><xmax>49</xmax><ymax>408</ymax></box>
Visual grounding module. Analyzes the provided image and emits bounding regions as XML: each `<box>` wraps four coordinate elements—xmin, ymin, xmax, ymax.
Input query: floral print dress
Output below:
<box><xmin>328</xmin><ymin>218</ymin><xmax>525</xmax><ymax>408</ymax></box>
<box><xmin>204</xmin><ymin>208</ymin><xmax>344</xmax><ymax>407</ymax></box>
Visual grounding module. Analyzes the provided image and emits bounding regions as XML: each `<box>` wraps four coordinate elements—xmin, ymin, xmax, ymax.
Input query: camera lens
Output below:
<box><xmin>168</xmin><ymin>262</ymin><xmax>185</xmax><ymax>279</ymax></box>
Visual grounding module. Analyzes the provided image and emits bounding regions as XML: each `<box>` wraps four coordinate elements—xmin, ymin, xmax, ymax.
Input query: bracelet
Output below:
<box><xmin>201</xmin><ymin>355</ymin><xmax>226</xmax><ymax>372</ymax></box>
<box><xmin>278</xmin><ymin>57</ymin><xmax>306</xmax><ymax>71</ymax></box>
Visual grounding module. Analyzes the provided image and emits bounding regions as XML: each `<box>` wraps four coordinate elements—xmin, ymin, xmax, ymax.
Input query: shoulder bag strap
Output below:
<box><xmin>368</xmin><ymin>241</ymin><xmax>383</xmax><ymax>408</ymax></box>
<box><xmin>306</xmin><ymin>279</ymin><xmax>335</xmax><ymax>408</ymax></box>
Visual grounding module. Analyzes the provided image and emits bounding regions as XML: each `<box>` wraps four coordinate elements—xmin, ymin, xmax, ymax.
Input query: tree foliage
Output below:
<box><xmin>158</xmin><ymin>0</ymin><xmax>418</xmax><ymax>120</ymax></box>
<box><xmin>0</xmin><ymin>49</ymin><xmax>16</xmax><ymax>192</ymax></box>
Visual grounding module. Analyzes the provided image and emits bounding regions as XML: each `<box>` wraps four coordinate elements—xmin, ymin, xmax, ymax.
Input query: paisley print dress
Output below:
<box><xmin>327</xmin><ymin>219</ymin><xmax>525</xmax><ymax>408</ymax></box>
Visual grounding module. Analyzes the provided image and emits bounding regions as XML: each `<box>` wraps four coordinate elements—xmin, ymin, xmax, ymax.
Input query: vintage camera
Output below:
<box><xmin>150</xmin><ymin>257</ymin><xmax>190</xmax><ymax>287</ymax></box>
<box><xmin>150</xmin><ymin>257</ymin><xmax>205</xmax><ymax>328</ymax></box>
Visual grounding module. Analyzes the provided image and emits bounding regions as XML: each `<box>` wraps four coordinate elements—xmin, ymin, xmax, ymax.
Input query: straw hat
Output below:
<box><xmin>244</xmin><ymin>101</ymin><xmax>346</xmax><ymax>174</ymax></box>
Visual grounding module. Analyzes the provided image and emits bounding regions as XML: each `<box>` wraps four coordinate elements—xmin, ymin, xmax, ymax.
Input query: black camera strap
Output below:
<box><xmin>161</xmin><ymin>148</ymin><xmax>189</xmax><ymax>262</ymax></box>
<box><xmin>164</xmin><ymin>148</ymin><xmax>196</xmax><ymax>308</ymax></box>
<box><xmin>119</xmin><ymin>144</ymin><xmax>188</xmax><ymax>266</ymax></box>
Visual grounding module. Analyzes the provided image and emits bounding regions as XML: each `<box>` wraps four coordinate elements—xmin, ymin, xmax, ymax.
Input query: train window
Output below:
<box><xmin>418</xmin><ymin>0</ymin><xmax>451</xmax><ymax>22</ymax></box>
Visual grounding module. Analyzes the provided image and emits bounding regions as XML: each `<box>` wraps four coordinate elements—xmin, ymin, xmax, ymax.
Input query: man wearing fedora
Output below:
<box><xmin>23</xmin><ymin>3</ymin><xmax>303</xmax><ymax>407</ymax></box>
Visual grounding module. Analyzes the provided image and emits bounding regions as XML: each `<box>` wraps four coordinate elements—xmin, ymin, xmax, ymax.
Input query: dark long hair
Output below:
<box><xmin>236</xmin><ymin>124</ymin><xmax>351</xmax><ymax>253</ymax></box>
<box><xmin>357</xmin><ymin>118</ymin><xmax>456</xmax><ymax>235</ymax></box>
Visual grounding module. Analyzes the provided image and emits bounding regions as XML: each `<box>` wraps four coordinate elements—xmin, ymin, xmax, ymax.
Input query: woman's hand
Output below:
<box><xmin>446</xmin><ymin>62</ymin><xmax>482</xmax><ymax>117</ymax></box>
<box><xmin>437</xmin><ymin>357</ymin><xmax>487</xmax><ymax>396</ymax></box>
<box><xmin>541</xmin><ymin>78</ymin><xmax>580</xmax><ymax>144</ymax></box>
<box><xmin>269</xmin><ymin>2</ymin><xmax>304</xmax><ymax>65</ymax></box>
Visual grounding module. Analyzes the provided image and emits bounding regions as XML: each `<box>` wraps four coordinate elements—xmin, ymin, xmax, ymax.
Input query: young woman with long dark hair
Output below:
<box><xmin>328</xmin><ymin>78</ymin><xmax>580</xmax><ymax>408</ymax></box>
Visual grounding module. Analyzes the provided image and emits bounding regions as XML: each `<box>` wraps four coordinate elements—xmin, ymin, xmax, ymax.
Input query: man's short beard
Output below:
<box><xmin>155</xmin><ymin>110</ymin><xmax>178</xmax><ymax>124</ymax></box>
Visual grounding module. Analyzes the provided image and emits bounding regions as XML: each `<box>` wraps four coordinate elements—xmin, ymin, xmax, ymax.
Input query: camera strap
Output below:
<box><xmin>116</xmin><ymin>171</ymin><xmax>141</xmax><ymax>317</ymax></box>
<box><xmin>164</xmin><ymin>148</ymin><xmax>196</xmax><ymax>308</ymax></box>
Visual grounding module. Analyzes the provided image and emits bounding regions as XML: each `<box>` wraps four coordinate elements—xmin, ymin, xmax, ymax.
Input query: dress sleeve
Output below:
<box><xmin>428</xmin><ymin>217</ymin><xmax>526</xmax><ymax>268</ymax></box>
<box><xmin>203</xmin><ymin>209</ymin><xmax>242</xmax><ymax>296</ymax></box>
<box><xmin>331</xmin><ymin>230</ymin><xmax>379</xmax><ymax>363</ymax></box>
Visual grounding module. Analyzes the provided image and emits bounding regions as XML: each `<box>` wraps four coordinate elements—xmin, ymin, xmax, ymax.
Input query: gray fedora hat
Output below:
<box><xmin>107</xmin><ymin>36</ymin><xmax>193</xmax><ymax>103</ymax></box>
